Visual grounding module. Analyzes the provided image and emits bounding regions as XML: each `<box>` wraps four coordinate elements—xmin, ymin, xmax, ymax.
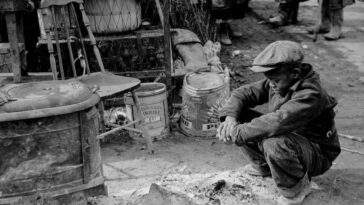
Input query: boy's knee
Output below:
<box><xmin>262</xmin><ymin>136</ymin><xmax>298</xmax><ymax>158</ymax></box>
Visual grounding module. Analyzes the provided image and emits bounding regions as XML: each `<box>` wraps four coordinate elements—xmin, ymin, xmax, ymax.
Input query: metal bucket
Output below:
<box><xmin>0</xmin><ymin>80</ymin><xmax>103</xmax><ymax>204</ymax></box>
<box><xmin>181</xmin><ymin>72</ymin><xmax>230</xmax><ymax>137</ymax></box>
<box><xmin>125</xmin><ymin>83</ymin><xmax>169</xmax><ymax>140</ymax></box>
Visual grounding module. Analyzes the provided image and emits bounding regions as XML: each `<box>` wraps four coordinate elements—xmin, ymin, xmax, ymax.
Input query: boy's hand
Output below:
<box><xmin>0</xmin><ymin>91</ymin><xmax>16</xmax><ymax>106</ymax></box>
<box><xmin>217</xmin><ymin>116</ymin><xmax>238</xmax><ymax>143</ymax></box>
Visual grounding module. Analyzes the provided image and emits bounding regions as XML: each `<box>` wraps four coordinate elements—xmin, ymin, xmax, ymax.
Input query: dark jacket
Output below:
<box><xmin>326</xmin><ymin>0</ymin><xmax>355</xmax><ymax>10</ymax></box>
<box><xmin>220</xmin><ymin>64</ymin><xmax>341</xmax><ymax>161</ymax></box>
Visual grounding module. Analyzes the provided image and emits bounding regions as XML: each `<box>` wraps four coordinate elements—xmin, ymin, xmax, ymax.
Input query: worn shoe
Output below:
<box><xmin>231</xmin><ymin>31</ymin><xmax>243</xmax><ymax>38</ymax></box>
<box><xmin>244</xmin><ymin>164</ymin><xmax>271</xmax><ymax>177</ymax></box>
<box><xmin>324</xmin><ymin>31</ymin><xmax>341</xmax><ymax>40</ymax></box>
<box><xmin>307</xmin><ymin>25</ymin><xmax>330</xmax><ymax>34</ymax></box>
<box><xmin>220</xmin><ymin>33</ymin><xmax>232</xmax><ymax>45</ymax></box>
<box><xmin>324</xmin><ymin>8</ymin><xmax>343</xmax><ymax>41</ymax></box>
<box><xmin>309</xmin><ymin>0</ymin><xmax>331</xmax><ymax>35</ymax></box>
<box><xmin>277</xmin><ymin>173</ymin><xmax>312</xmax><ymax>205</ymax></box>
<box><xmin>225</xmin><ymin>22</ymin><xmax>242</xmax><ymax>38</ymax></box>
<box><xmin>269</xmin><ymin>15</ymin><xmax>288</xmax><ymax>27</ymax></box>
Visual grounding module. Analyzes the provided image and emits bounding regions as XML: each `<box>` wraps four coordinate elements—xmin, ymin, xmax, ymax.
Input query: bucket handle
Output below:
<box><xmin>186</xmin><ymin>64</ymin><xmax>228</xmax><ymax>76</ymax></box>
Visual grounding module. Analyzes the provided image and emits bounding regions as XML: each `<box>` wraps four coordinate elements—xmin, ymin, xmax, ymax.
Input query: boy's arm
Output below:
<box><xmin>0</xmin><ymin>90</ymin><xmax>16</xmax><ymax>106</ymax></box>
<box><xmin>219</xmin><ymin>79</ymin><xmax>270</xmax><ymax>120</ymax></box>
<box><xmin>231</xmin><ymin>88</ymin><xmax>323</xmax><ymax>145</ymax></box>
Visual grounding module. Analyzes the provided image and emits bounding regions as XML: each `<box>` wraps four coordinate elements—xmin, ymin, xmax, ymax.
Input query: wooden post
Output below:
<box><xmin>155</xmin><ymin>0</ymin><xmax>164</xmax><ymax>27</ymax></box>
<box><xmin>51</xmin><ymin>6</ymin><xmax>65</xmax><ymax>80</ymax></box>
<box><xmin>62</xmin><ymin>6</ymin><xmax>77</xmax><ymax>78</ymax></box>
<box><xmin>80</xmin><ymin>111</ymin><xmax>91</xmax><ymax>184</ymax></box>
<box><xmin>79</xmin><ymin>4</ymin><xmax>105</xmax><ymax>73</ymax></box>
<box><xmin>70</xmin><ymin>3</ymin><xmax>91</xmax><ymax>75</ymax></box>
<box><xmin>163</xmin><ymin>0</ymin><xmax>173</xmax><ymax>114</ymax></box>
<box><xmin>5</xmin><ymin>12</ymin><xmax>22</xmax><ymax>82</ymax></box>
<box><xmin>42</xmin><ymin>8</ymin><xmax>58</xmax><ymax>80</ymax></box>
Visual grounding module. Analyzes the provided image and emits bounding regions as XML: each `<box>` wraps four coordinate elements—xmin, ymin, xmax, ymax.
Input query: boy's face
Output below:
<box><xmin>263</xmin><ymin>67</ymin><xmax>299</xmax><ymax>96</ymax></box>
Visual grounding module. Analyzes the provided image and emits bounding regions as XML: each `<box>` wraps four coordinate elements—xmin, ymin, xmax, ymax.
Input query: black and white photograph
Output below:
<box><xmin>0</xmin><ymin>0</ymin><xmax>363</xmax><ymax>204</ymax></box>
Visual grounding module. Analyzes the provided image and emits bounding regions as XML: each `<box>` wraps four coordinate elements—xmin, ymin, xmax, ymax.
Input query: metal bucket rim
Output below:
<box><xmin>183</xmin><ymin>84</ymin><xmax>225</xmax><ymax>96</ymax></box>
<box><xmin>0</xmin><ymin>94</ymin><xmax>100</xmax><ymax>122</ymax></box>
<box><xmin>133</xmin><ymin>82</ymin><xmax>166</xmax><ymax>97</ymax></box>
<box><xmin>184</xmin><ymin>72</ymin><xmax>225</xmax><ymax>93</ymax></box>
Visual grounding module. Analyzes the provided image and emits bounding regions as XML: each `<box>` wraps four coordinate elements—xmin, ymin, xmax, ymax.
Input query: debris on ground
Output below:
<box><xmin>88</xmin><ymin>195</ymin><xmax>125</xmax><ymax>205</ymax></box>
<box><xmin>127</xmin><ymin>167</ymin><xmax>278</xmax><ymax>205</ymax></box>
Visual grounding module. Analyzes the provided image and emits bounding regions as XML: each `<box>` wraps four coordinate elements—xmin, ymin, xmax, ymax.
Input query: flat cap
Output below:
<box><xmin>251</xmin><ymin>40</ymin><xmax>304</xmax><ymax>73</ymax></box>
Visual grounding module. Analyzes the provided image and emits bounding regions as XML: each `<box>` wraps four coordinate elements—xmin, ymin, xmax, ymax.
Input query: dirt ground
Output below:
<box><xmin>94</xmin><ymin>1</ymin><xmax>364</xmax><ymax>204</ymax></box>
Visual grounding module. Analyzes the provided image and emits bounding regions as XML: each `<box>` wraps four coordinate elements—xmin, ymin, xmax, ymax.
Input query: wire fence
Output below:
<box><xmin>83</xmin><ymin>0</ymin><xmax>166</xmax><ymax>76</ymax></box>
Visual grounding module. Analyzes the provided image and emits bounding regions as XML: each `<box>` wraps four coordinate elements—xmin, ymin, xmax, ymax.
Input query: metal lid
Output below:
<box><xmin>185</xmin><ymin>72</ymin><xmax>225</xmax><ymax>90</ymax></box>
<box><xmin>134</xmin><ymin>83</ymin><xmax>166</xmax><ymax>97</ymax></box>
<box><xmin>0</xmin><ymin>80</ymin><xmax>99</xmax><ymax>122</ymax></box>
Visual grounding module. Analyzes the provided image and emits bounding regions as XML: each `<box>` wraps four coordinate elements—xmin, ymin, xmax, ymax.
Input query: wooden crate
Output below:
<box><xmin>88</xmin><ymin>29</ymin><xmax>166</xmax><ymax>78</ymax></box>
<box><xmin>0</xmin><ymin>43</ymin><xmax>25</xmax><ymax>73</ymax></box>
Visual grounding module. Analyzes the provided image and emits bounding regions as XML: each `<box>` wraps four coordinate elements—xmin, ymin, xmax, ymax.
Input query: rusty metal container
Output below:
<box><xmin>0</xmin><ymin>80</ymin><xmax>103</xmax><ymax>204</ymax></box>
<box><xmin>124</xmin><ymin>82</ymin><xmax>169</xmax><ymax>140</ymax></box>
<box><xmin>181</xmin><ymin>72</ymin><xmax>230</xmax><ymax>137</ymax></box>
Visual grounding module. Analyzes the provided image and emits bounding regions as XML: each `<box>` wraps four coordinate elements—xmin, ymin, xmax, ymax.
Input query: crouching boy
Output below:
<box><xmin>217</xmin><ymin>40</ymin><xmax>340</xmax><ymax>205</ymax></box>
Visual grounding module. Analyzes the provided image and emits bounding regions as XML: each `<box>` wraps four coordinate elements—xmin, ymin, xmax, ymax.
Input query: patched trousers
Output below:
<box><xmin>237</xmin><ymin>109</ymin><xmax>333</xmax><ymax>197</ymax></box>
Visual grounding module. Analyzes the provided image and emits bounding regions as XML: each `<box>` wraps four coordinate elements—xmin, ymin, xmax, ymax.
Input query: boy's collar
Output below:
<box><xmin>289</xmin><ymin>63</ymin><xmax>314</xmax><ymax>91</ymax></box>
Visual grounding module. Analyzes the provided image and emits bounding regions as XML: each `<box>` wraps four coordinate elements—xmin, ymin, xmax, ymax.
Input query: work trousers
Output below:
<box><xmin>277</xmin><ymin>2</ymin><xmax>300</xmax><ymax>23</ymax></box>
<box><xmin>236</xmin><ymin>109</ymin><xmax>333</xmax><ymax>197</ymax></box>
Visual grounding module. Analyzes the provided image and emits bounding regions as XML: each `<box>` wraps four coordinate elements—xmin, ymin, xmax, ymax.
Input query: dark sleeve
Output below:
<box><xmin>232</xmin><ymin>88</ymin><xmax>324</xmax><ymax>144</ymax></box>
<box><xmin>219</xmin><ymin>79</ymin><xmax>270</xmax><ymax>120</ymax></box>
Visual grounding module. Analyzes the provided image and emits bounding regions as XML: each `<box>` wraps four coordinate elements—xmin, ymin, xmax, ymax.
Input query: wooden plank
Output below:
<box><xmin>113</xmin><ymin>70</ymin><xmax>167</xmax><ymax>75</ymax></box>
<box><xmin>96</xmin><ymin>119</ymin><xmax>140</xmax><ymax>140</ymax></box>
<box><xmin>0</xmin><ymin>0</ymin><xmax>25</xmax><ymax>11</ymax></box>
<box><xmin>37</xmin><ymin>39</ymin><xmax>74</xmax><ymax>45</ymax></box>
<box><xmin>51</xmin><ymin>6</ymin><xmax>65</xmax><ymax>80</ymax></box>
<box><xmin>16</xmin><ymin>12</ymin><xmax>25</xmax><ymax>44</ymax></box>
<box><xmin>61</xmin><ymin>6</ymin><xmax>77</xmax><ymax>78</ymax></box>
<box><xmin>107</xmin><ymin>123</ymin><xmax>144</xmax><ymax>134</ymax></box>
<box><xmin>90</xmin><ymin>29</ymin><xmax>165</xmax><ymax>41</ymax></box>
<box><xmin>114</xmin><ymin>72</ymin><xmax>167</xmax><ymax>80</ymax></box>
<box><xmin>70</xmin><ymin>3</ymin><xmax>91</xmax><ymax>75</ymax></box>
<box><xmin>0</xmin><ymin>42</ymin><xmax>25</xmax><ymax>54</ymax></box>
<box><xmin>0</xmin><ymin>176</ymin><xmax>104</xmax><ymax>204</ymax></box>
<box><xmin>0</xmin><ymin>72</ymin><xmax>53</xmax><ymax>77</ymax></box>
<box><xmin>5</xmin><ymin>12</ymin><xmax>22</xmax><ymax>82</ymax></box>
<box><xmin>155</xmin><ymin>0</ymin><xmax>164</xmax><ymax>27</ymax></box>
<box><xmin>42</xmin><ymin>8</ymin><xmax>58</xmax><ymax>80</ymax></box>
<box><xmin>136</xmin><ymin>32</ymin><xmax>144</xmax><ymax>58</ymax></box>
<box><xmin>98</xmin><ymin>100</ymin><xmax>106</xmax><ymax>135</ymax></box>
<box><xmin>79</xmin><ymin>3</ymin><xmax>104</xmax><ymax>73</ymax></box>
<box><xmin>163</xmin><ymin>0</ymin><xmax>173</xmax><ymax>114</ymax></box>
<box><xmin>79</xmin><ymin>111</ymin><xmax>91</xmax><ymax>184</ymax></box>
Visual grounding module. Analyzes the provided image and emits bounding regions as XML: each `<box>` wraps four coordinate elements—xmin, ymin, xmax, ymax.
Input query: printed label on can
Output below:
<box><xmin>141</xmin><ymin>105</ymin><xmax>163</xmax><ymax>123</ymax></box>
<box><xmin>202</xmin><ymin>122</ymin><xmax>220</xmax><ymax>131</ymax></box>
<box><xmin>145</xmin><ymin>116</ymin><xmax>161</xmax><ymax>123</ymax></box>
<box><xmin>181</xmin><ymin>117</ymin><xmax>192</xmax><ymax>129</ymax></box>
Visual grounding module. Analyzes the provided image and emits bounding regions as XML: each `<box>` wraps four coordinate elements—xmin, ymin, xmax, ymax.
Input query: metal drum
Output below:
<box><xmin>0</xmin><ymin>80</ymin><xmax>103</xmax><ymax>204</ymax></box>
<box><xmin>124</xmin><ymin>83</ymin><xmax>169</xmax><ymax>140</ymax></box>
<box><xmin>181</xmin><ymin>72</ymin><xmax>230</xmax><ymax>137</ymax></box>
